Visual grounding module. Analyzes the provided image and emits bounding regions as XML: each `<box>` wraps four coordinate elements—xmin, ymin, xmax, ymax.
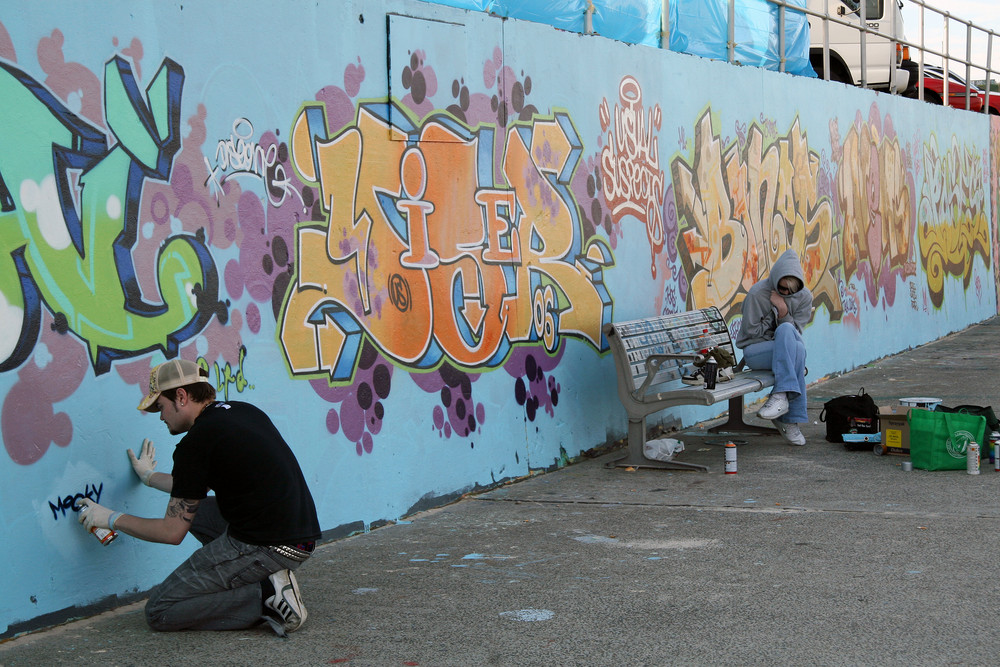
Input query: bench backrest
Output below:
<box><xmin>604</xmin><ymin>307</ymin><xmax>735</xmax><ymax>392</ymax></box>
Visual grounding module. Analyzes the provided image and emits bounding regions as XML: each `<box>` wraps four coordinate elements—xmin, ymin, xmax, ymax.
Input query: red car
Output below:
<box><xmin>916</xmin><ymin>65</ymin><xmax>998</xmax><ymax>114</ymax></box>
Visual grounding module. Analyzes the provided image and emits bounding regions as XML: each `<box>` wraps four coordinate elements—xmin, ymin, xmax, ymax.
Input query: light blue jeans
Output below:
<box><xmin>144</xmin><ymin>497</ymin><xmax>306</xmax><ymax>631</ymax></box>
<box><xmin>742</xmin><ymin>322</ymin><xmax>808</xmax><ymax>424</ymax></box>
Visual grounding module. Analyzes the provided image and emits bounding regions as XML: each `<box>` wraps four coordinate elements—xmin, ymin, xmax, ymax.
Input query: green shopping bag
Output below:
<box><xmin>909</xmin><ymin>409</ymin><xmax>986</xmax><ymax>471</ymax></box>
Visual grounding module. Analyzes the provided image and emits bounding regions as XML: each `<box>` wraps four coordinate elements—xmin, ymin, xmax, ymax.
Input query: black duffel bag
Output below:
<box><xmin>819</xmin><ymin>388</ymin><xmax>880</xmax><ymax>448</ymax></box>
<box><xmin>934</xmin><ymin>404</ymin><xmax>1000</xmax><ymax>433</ymax></box>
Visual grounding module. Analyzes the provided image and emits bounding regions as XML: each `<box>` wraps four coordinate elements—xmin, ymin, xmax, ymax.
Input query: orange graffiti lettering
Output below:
<box><xmin>280</xmin><ymin>102</ymin><xmax>613</xmax><ymax>381</ymax></box>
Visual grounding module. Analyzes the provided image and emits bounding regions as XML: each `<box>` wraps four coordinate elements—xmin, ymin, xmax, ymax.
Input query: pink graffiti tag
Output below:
<box><xmin>599</xmin><ymin>76</ymin><xmax>664</xmax><ymax>274</ymax></box>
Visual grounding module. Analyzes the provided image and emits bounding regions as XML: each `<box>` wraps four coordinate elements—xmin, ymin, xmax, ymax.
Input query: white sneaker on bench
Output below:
<box><xmin>681</xmin><ymin>367</ymin><xmax>733</xmax><ymax>386</ymax></box>
<box><xmin>773</xmin><ymin>420</ymin><xmax>806</xmax><ymax>446</ymax></box>
<box><xmin>681</xmin><ymin>370</ymin><xmax>703</xmax><ymax>385</ymax></box>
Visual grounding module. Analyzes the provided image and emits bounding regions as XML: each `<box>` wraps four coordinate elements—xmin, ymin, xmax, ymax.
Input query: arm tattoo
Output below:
<box><xmin>166</xmin><ymin>498</ymin><xmax>201</xmax><ymax>523</ymax></box>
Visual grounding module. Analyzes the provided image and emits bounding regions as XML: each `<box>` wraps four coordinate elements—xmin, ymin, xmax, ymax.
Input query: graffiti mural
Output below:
<box><xmin>917</xmin><ymin>133</ymin><xmax>990</xmax><ymax>308</ymax></box>
<box><xmin>280</xmin><ymin>101</ymin><xmax>614</xmax><ymax>382</ymax></box>
<box><xmin>2</xmin><ymin>1</ymin><xmax>1000</xmax><ymax>640</ymax></box>
<box><xmin>831</xmin><ymin>107</ymin><xmax>917</xmax><ymax>309</ymax></box>
<box><xmin>0</xmin><ymin>56</ymin><xmax>221</xmax><ymax>375</ymax></box>
<box><xmin>670</xmin><ymin>108</ymin><xmax>841</xmax><ymax>322</ymax></box>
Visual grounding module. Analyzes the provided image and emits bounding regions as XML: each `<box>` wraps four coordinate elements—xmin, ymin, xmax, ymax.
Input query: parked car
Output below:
<box><xmin>915</xmin><ymin>65</ymin><xmax>993</xmax><ymax>113</ymax></box>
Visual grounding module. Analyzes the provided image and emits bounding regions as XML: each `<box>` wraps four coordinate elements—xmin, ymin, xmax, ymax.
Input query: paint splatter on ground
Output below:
<box><xmin>499</xmin><ymin>608</ymin><xmax>555</xmax><ymax>622</ymax></box>
<box><xmin>572</xmin><ymin>534</ymin><xmax>620</xmax><ymax>544</ymax></box>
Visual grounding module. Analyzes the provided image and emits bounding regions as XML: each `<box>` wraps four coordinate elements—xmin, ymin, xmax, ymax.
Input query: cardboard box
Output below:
<box><xmin>879</xmin><ymin>405</ymin><xmax>922</xmax><ymax>455</ymax></box>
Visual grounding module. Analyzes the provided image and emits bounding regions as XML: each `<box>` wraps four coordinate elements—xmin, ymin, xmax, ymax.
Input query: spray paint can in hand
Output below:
<box><xmin>967</xmin><ymin>441</ymin><xmax>981</xmax><ymax>475</ymax></box>
<box><xmin>724</xmin><ymin>442</ymin><xmax>737</xmax><ymax>474</ymax></box>
<box><xmin>78</xmin><ymin>505</ymin><xmax>117</xmax><ymax>545</ymax></box>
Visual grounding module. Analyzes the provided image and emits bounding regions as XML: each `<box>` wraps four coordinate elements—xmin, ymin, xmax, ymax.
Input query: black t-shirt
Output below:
<box><xmin>171</xmin><ymin>401</ymin><xmax>321</xmax><ymax>546</ymax></box>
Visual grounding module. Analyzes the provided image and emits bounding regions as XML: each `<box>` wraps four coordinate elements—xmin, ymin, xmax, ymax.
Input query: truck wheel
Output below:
<box><xmin>809</xmin><ymin>54</ymin><xmax>852</xmax><ymax>85</ymax></box>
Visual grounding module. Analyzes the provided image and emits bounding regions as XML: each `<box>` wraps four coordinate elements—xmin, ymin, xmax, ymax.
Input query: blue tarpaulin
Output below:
<box><xmin>669</xmin><ymin>0</ymin><xmax>815</xmax><ymax>76</ymax></box>
<box><xmin>423</xmin><ymin>0</ymin><xmax>664</xmax><ymax>47</ymax></box>
<box><xmin>421</xmin><ymin>0</ymin><xmax>815</xmax><ymax>75</ymax></box>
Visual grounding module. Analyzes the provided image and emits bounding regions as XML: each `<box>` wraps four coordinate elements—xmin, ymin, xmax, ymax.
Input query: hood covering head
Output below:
<box><xmin>768</xmin><ymin>249</ymin><xmax>805</xmax><ymax>293</ymax></box>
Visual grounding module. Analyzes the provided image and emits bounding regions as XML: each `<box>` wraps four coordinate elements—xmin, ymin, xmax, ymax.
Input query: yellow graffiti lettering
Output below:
<box><xmin>918</xmin><ymin>134</ymin><xmax>990</xmax><ymax>308</ymax></box>
<box><xmin>671</xmin><ymin>109</ymin><xmax>839</xmax><ymax>320</ymax></box>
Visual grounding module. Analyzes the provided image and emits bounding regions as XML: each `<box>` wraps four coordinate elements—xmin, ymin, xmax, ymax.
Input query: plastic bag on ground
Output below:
<box><xmin>644</xmin><ymin>437</ymin><xmax>685</xmax><ymax>462</ymax></box>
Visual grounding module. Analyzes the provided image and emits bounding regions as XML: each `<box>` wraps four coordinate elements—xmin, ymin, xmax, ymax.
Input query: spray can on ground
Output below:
<box><xmin>967</xmin><ymin>441</ymin><xmax>981</xmax><ymax>475</ymax></box>
<box><xmin>990</xmin><ymin>432</ymin><xmax>1000</xmax><ymax>471</ymax></box>
<box><xmin>79</xmin><ymin>505</ymin><xmax>117</xmax><ymax>545</ymax></box>
<box><xmin>724</xmin><ymin>442</ymin><xmax>737</xmax><ymax>474</ymax></box>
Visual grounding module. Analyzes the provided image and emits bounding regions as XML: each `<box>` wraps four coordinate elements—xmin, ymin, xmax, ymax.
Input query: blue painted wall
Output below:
<box><xmin>1</xmin><ymin>0</ymin><xmax>995</xmax><ymax>636</ymax></box>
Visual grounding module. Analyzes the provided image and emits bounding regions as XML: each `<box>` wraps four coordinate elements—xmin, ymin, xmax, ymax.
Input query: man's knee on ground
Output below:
<box><xmin>144</xmin><ymin>588</ymin><xmax>175</xmax><ymax>631</ymax></box>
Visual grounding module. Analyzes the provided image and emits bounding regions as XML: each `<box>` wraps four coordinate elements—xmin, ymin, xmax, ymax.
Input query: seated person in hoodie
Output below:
<box><xmin>735</xmin><ymin>249</ymin><xmax>812</xmax><ymax>446</ymax></box>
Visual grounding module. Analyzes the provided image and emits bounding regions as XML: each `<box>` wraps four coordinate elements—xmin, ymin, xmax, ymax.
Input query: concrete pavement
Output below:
<box><xmin>4</xmin><ymin>318</ymin><xmax>1000</xmax><ymax>666</ymax></box>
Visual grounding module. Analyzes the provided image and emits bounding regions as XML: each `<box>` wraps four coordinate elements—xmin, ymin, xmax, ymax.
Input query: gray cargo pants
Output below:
<box><xmin>144</xmin><ymin>497</ymin><xmax>308</xmax><ymax>631</ymax></box>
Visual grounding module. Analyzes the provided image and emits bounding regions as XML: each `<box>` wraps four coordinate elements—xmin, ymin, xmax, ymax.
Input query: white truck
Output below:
<box><xmin>807</xmin><ymin>0</ymin><xmax>916</xmax><ymax>93</ymax></box>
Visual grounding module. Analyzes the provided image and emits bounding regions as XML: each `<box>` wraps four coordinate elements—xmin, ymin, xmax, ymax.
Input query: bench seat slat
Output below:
<box><xmin>645</xmin><ymin>371</ymin><xmax>773</xmax><ymax>407</ymax></box>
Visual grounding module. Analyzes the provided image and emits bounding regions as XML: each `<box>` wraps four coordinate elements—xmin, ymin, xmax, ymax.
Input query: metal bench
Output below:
<box><xmin>604</xmin><ymin>307</ymin><xmax>775</xmax><ymax>471</ymax></box>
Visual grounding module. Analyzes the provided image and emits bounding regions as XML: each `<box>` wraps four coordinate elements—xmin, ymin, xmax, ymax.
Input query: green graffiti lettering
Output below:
<box><xmin>0</xmin><ymin>57</ymin><xmax>220</xmax><ymax>374</ymax></box>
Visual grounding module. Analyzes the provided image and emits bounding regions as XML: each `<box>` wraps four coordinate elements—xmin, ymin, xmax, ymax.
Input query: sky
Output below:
<box><xmin>899</xmin><ymin>0</ymin><xmax>1000</xmax><ymax>80</ymax></box>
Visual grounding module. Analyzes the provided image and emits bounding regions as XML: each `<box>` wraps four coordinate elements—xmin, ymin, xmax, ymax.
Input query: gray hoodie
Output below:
<box><xmin>734</xmin><ymin>248</ymin><xmax>813</xmax><ymax>349</ymax></box>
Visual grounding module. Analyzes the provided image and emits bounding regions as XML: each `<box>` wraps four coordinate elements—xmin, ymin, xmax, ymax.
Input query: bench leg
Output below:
<box><xmin>606</xmin><ymin>417</ymin><xmax>709</xmax><ymax>472</ymax></box>
<box><xmin>708</xmin><ymin>396</ymin><xmax>778</xmax><ymax>435</ymax></box>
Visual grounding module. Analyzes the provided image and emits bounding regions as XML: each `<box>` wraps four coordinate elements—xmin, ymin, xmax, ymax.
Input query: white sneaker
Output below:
<box><xmin>773</xmin><ymin>420</ymin><xmax>806</xmax><ymax>446</ymax></box>
<box><xmin>757</xmin><ymin>392</ymin><xmax>789</xmax><ymax>420</ymax></box>
<box><xmin>681</xmin><ymin>370</ymin><xmax>703</xmax><ymax>385</ymax></box>
<box><xmin>264</xmin><ymin>569</ymin><xmax>307</xmax><ymax>632</ymax></box>
<box><xmin>681</xmin><ymin>367</ymin><xmax>733</xmax><ymax>386</ymax></box>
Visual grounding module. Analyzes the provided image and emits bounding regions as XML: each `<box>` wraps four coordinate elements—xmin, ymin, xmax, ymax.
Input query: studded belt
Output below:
<box><xmin>270</xmin><ymin>542</ymin><xmax>315</xmax><ymax>563</ymax></box>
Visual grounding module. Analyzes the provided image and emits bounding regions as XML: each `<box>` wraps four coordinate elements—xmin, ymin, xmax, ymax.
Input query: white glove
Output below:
<box><xmin>128</xmin><ymin>438</ymin><xmax>157</xmax><ymax>486</ymax></box>
<box><xmin>77</xmin><ymin>499</ymin><xmax>116</xmax><ymax>531</ymax></box>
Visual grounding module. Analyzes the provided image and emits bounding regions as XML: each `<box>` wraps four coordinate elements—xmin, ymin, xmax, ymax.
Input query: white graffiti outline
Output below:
<box><xmin>204</xmin><ymin>117</ymin><xmax>304</xmax><ymax>208</ymax></box>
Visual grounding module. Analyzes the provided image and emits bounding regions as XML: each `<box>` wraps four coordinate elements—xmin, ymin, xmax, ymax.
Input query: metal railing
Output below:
<box><xmin>678</xmin><ymin>0</ymin><xmax>1000</xmax><ymax>113</ymax></box>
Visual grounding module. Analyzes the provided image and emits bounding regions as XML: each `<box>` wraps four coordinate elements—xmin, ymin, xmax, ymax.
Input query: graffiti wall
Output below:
<box><xmin>0</xmin><ymin>1</ymin><xmax>996</xmax><ymax>636</ymax></box>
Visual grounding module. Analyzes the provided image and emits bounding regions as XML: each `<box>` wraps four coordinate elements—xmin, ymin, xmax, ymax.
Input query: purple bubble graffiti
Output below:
<box><xmin>505</xmin><ymin>347</ymin><xmax>563</xmax><ymax>423</ymax></box>
<box><xmin>2</xmin><ymin>315</ymin><xmax>86</xmax><ymax>465</ymax></box>
<box><xmin>311</xmin><ymin>343</ymin><xmax>393</xmax><ymax>456</ymax></box>
<box><xmin>411</xmin><ymin>364</ymin><xmax>485</xmax><ymax>440</ymax></box>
